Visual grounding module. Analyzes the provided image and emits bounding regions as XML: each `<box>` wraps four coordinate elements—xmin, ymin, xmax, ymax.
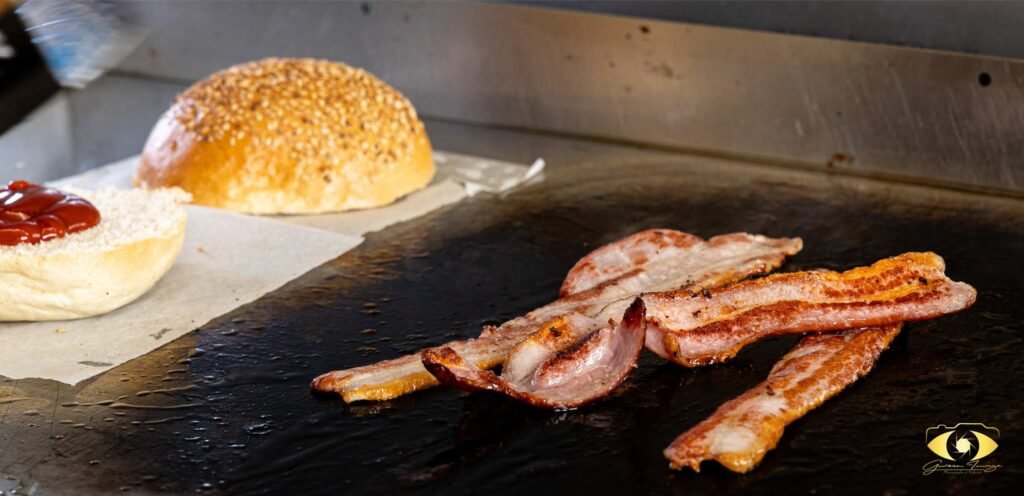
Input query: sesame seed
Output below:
<box><xmin>170</xmin><ymin>57</ymin><xmax>425</xmax><ymax>172</ymax></box>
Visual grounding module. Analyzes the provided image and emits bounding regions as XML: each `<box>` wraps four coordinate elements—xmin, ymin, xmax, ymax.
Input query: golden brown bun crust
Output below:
<box><xmin>136</xmin><ymin>58</ymin><xmax>435</xmax><ymax>214</ymax></box>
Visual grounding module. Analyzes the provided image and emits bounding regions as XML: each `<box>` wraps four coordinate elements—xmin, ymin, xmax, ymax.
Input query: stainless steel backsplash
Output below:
<box><xmin>6</xmin><ymin>1</ymin><xmax>1023</xmax><ymax>195</ymax></box>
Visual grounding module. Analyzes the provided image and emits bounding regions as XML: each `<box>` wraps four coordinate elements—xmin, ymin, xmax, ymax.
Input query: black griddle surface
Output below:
<box><xmin>1</xmin><ymin>154</ymin><xmax>1022</xmax><ymax>495</ymax></box>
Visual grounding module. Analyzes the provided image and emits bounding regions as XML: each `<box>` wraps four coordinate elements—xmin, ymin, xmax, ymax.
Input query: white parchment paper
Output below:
<box><xmin>1</xmin><ymin>151</ymin><xmax>542</xmax><ymax>384</ymax></box>
<box><xmin>0</xmin><ymin>207</ymin><xmax>362</xmax><ymax>384</ymax></box>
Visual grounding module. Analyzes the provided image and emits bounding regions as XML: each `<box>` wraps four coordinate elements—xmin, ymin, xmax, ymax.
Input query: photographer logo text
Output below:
<box><xmin>922</xmin><ymin>423</ymin><xmax>1001</xmax><ymax>475</ymax></box>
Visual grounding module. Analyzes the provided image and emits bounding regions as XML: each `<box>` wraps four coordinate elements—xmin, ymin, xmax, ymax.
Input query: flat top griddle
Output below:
<box><xmin>1</xmin><ymin>122</ymin><xmax>1022</xmax><ymax>495</ymax></box>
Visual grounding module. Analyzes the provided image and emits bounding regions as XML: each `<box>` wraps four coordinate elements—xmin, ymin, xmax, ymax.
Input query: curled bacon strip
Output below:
<box><xmin>644</xmin><ymin>252</ymin><xmax>976</xmax><ymax>366</ymax></box>
<box><xmin>311</xmin><ymin>230</ymin><xmax>802</xmax><ymax>402</ymax></box>
<box><xmin>664</xmin><ymin>324</ymin><xmax>902</xmax><ymax>473</ymax></box>
<box><xmin>422</xmin><ymin>298</ymin><xmax>647</xmax><ymax>410</ymax></box>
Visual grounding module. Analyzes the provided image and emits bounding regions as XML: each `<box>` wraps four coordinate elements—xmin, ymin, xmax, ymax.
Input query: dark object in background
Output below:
<box><xmin>0</xmin><ymin>5</ymin><xmax>59</xmax><ymax>135</ymax></box>
<box><xmin>0</xmin><ymin>0</ymin><xmax>140</xmax><ymax>136</ymax></box>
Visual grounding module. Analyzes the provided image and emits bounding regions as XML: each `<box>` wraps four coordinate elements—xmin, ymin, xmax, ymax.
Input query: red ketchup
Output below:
<box><xmin>0</xmin><ymin>180</ymin><xmax>101</xmax><ymax>246</ymax></box>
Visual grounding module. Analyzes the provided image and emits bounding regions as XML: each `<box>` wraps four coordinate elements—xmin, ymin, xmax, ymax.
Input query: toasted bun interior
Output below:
<box><xmin>0</xmin><ymin>187</ymin><xmax>189</xmax><ymax>321</ymax></box>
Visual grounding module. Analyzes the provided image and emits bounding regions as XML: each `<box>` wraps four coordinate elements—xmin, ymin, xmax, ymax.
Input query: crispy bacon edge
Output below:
<box><xmin>644</xmin><ymin>252</ymin><xmax>976</xmax><ymax>366</ymax></box>
<box><xmin>664</xmin><ymin>324</ymin><xmax>902</xmax><ymax>473</ymax></box>
<box><xmin>421</xmin><ymin>298</ymin><xmax>647</xmax><ymax>410</ymax></box>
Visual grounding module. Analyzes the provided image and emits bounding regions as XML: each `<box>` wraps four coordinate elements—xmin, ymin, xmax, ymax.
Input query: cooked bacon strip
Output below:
<box><xmin>644</xmin><ymin>252</ymin><xmax>976</xmax><ymax>366</ymax></box>
<box><xmin>422</xmin><ymin>298</ymin><xmax>647</xmax><ymax>410</ymax></box>
<box><xmin>560</xmin><ymin>230</ymin><xmax>703</xmax><ymax>297</ymax></box>
<box><xmin>500</xmin><ymin>313</ymin><xmax>600</xmax><ymax>386</ymax></box>
<box><xmin>664</xmin><ymin>324</ymin><xmax>902</xmax><ymax>473</ymax></box>
<box><xmin>311</xmin><ymin>230</ymin><xmax>802</xmax><ymax>402</ymax></box>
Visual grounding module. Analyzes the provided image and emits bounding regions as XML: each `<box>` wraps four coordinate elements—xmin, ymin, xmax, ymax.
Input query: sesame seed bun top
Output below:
<box><xmin>135</xmin><ymin>57</ymin><xmax>435</xmax><ymax>214</ymax></box>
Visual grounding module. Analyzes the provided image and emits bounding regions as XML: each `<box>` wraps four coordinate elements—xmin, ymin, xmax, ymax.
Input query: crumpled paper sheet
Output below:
<box><xmin>286</xmin><ymin>152</ymin><xmax>544</xmax><ymax>235</ymax></box>
<box><xmin>1</xmin><ymin>151</ymin><xmax>542</xmax><ymax>384</ymax></box>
